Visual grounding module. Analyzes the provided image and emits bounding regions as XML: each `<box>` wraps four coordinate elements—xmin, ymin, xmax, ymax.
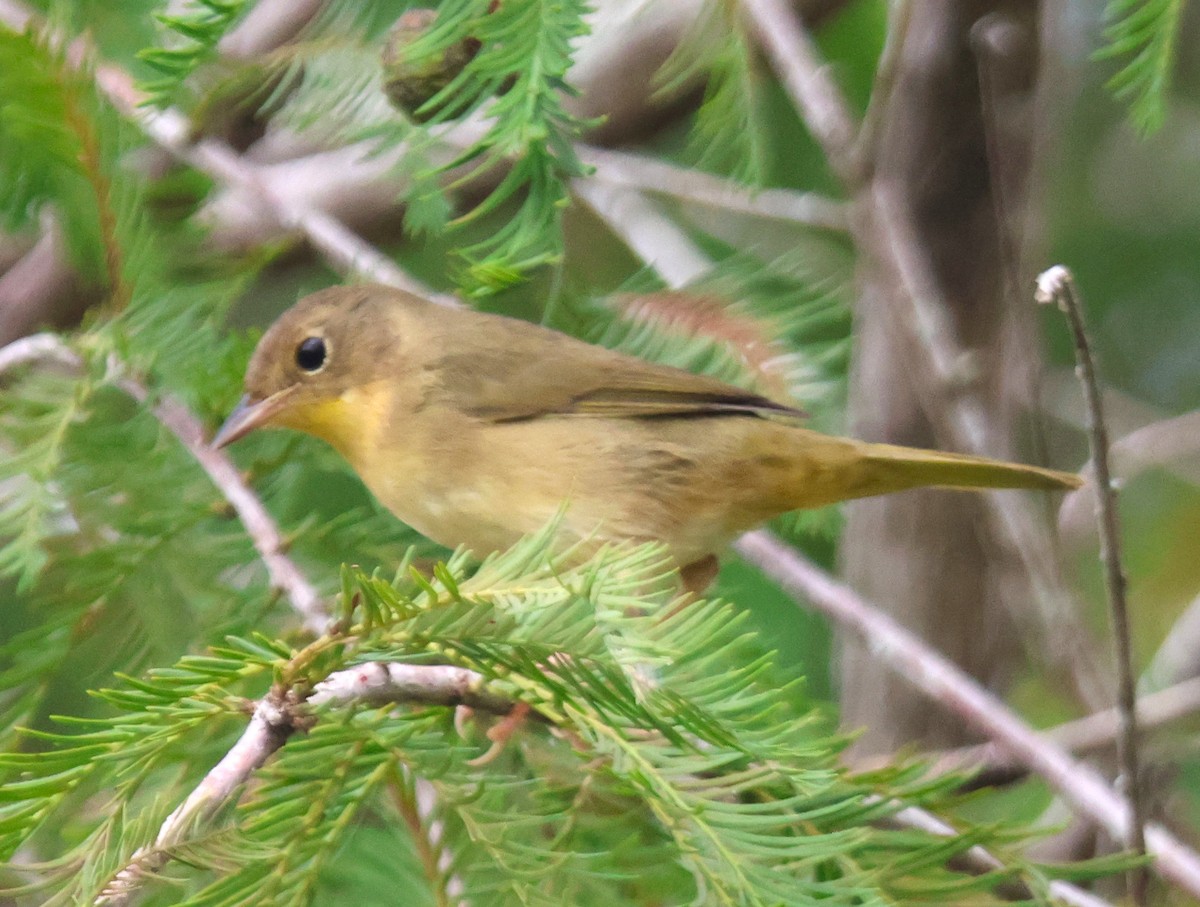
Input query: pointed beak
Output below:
<box><xmin>212</xmin><ymin>393</ymin><xmax>284</xmax><ymax>449</ymax></box>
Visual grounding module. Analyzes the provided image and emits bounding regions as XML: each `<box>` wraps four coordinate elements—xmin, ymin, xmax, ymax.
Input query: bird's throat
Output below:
<box><xmin>277</xmin><ymin>382</ymin><xmax>392</xmax><ymax>468</ymax></box>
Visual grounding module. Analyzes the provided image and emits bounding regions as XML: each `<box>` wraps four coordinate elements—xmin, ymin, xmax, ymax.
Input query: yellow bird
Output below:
<box><xmin>214</xmin><ymin>284</ymin><xmax>1082</xmax><ymax>590</ymax></box>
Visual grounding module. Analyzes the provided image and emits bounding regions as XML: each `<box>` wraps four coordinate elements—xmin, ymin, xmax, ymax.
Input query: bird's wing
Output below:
<box><xmin>432</xmin><ymin>314</ymin><xmax>805</xmax><ymax>423</ymax></box>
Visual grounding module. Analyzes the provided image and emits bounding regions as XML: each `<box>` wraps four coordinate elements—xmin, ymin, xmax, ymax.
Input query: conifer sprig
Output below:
<box><xmin>1100</xmin><ymin>0</ymin><xmax>1184</xmax><ymax>134</ymax></box>
<box><xmin>2</xmin><ymin>527</ymin><xmax>1093</xmax><ymax>905</ymax></box>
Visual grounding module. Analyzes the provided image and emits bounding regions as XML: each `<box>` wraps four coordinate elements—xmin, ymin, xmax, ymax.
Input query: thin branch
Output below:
<box><xmin>733</xmin><ymin>529</ymin><xmax>1200</xmax><ymax>901</ymax></box>
<box><xmin>308</xmin><ymin>660</ymin><xmax>511</xmax><ymax>713</ymax></box>
<box><xmin>391</xmin><ymin>771</ymin><xmax>458</xmax><ymax>907</ymax></box>
<box><xmin>880</xmin><ymin>800</ymin><xmax>1115</xmax><ymax>907</ymax></box>
<box><xmin>738</xmin><ymin>0</ymin><xmax>862</xmax><ymax>185</ymax></box>
<box><xmin>95</xmin><ymin>690</ymin><xmax>297</xmax><ymax>907</ymax></box>
<box><xmin>1059</xmin><ymin>408</ymin><xmax>1200</xmax><ymax>552</ymax></box>
<box><xmin>854</xmin><ymin>0</ymin><xmax>912</xmax><ymax>167</ymax></box>
<box><xmin>1143</xmin><ymin>589</ymin><xmax>1200</xmax><ymax>693</ymax></box>
<box><xmin>0</xmin><ymin>330</ymin><xmax>78</xmax><ymax>373</ymax></box>
<box><xmin>94</xmin><ymin>661</ymin><xmax>513</xmax><ymax>906</ymax></box>
<box><xmin>109</xmin><ymin>95</ymin><xmax>456</xmax><ymax>306</ymax></box>
<box><xmin>577</xmin><ymin>145</ymin><xmax>850</xmax><ymax>232</ymax></box>
<box><xmin>1036</xmin><ymin>265</ymin><xmax>1147</xmax><ymax>901</ymax></box>
<box><xmin>121</xmin><ymin>384</ymin><xmax>329</xmax><ymax>634</ymax></box>
<box><xmin>573</xmin><ymin>180</ymin><xmax>713</xmax><ymax>288</ymax></box>
<box><xmin>0</xmin><ymin>333</ymin><xmax>328</xmax><ymax>634</ymax></box>
<box><xmin>909</xmin><ymin>675</ymin><xmax>1200</xmax><ymax>785</ymax></box>
<box><xmin>218</xmin><ymin>0</ymin><xmax>325</xmax><ymax>60</ymax></box>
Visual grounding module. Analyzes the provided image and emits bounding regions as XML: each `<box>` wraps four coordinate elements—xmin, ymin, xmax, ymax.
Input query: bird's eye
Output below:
<box><xmin>295</xmin><ymin>337</ymin><xmax>327</xmax><ymax>372</ymax></box>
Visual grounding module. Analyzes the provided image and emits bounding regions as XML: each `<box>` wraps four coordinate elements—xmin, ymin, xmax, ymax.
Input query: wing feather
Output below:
<box><xmin>430</xmin><ymin>309</ymin><xmax>804</xmax><ymax>423</ymax></box>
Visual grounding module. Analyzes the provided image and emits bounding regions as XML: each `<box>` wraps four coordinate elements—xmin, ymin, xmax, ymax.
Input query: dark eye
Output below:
<box><xmin>295</xmin><ymin>337</ymin><xmax>327</xmax><ymax>372</ymax></box>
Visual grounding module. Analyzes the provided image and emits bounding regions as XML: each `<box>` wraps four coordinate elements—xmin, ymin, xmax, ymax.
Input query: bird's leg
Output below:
<box><xmin>465</xmin><ymin>701</ymin><xmax>532</xmax><ymax>766</ymax></box>
<box><xmin>679</xmin><ymin>555</ymin><xmax>720</xmax><ymax>598</ymax></box>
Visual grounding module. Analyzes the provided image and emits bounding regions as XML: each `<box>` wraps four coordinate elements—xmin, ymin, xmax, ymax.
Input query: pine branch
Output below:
<box><xmin>309</xmin><ymin>661</ymin><xmax>514</xmax><ymax>714</ymax></box>
<box><xmin>738</xmin><ymin>0</ymin><xmax>862</xmax><ymax>185</ymax></box>
<box><xmin>93</xmin><ymin>660</ymin><xmax>515</xmax><ymax>906</ymax></box>
<box><xmin>94</xmin><ymin>689</ymin><xmax>294</xmax><ymax>907</ymax></box>
<box><xmin>1099</xmin><ymin>0</ymin><xmax>1184</xmax><ymax>134</ymax></box>
<box><xmin>0</xmin><ymin>332</ymin><xmax>326</xmax><ymax>633</ymax></box>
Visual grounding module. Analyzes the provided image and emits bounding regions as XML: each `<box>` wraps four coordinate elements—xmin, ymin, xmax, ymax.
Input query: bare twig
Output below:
<box><xmin>1143</xmin><ymin>590</ymin><xmax>1200</xmax><ymax>693</ymax></box>
<box><xmin>308</xmin><ymin>661</ymin><xmax>511</xmax><ymax>714</ymax></box>
<box><xmin>733</xmin><ymin>529</ymin><xmax>1200</xmax><ymax>901</ymax></box>
<box><xmin>1036</xmin><ymin>265</ymin><xmax>1147</xmax><ymax>901</ymax></box>
<box><xmin>577</xmin><ymin>145</ymin><xmax>850</xmax><ymax>232</ymax></box>
<box><xmin>573</xmin><ymin>180</ymin><xmax>713</xmax><ymax>287</ymax></box>
<box><xmin>122</xmin><ymin>385</ymin><xmax>329</xmax><ymax>634</ymax></box>
<box><xmin>0</xmin><ymin>333</ymin><xmax>328</xmax><ymax>633</ymax></box>
<box><xmin>0</xmin><ymin>331</ymin><xmax>79</xmax><ymax>373</ymax></box>
<box><xmin>95</xmin><ymin>690</ymin><xmax>297</xmax><ymax>907</ymax></box>
<box><xmin>857</xmin><ymin>675</ymin><xmax>1200</xmax><ymax>783</ymax></box>
<box><xmin>1059</xmin><ymin>408</ymin><xmax>1200</xmax><ymax>550</ymax></box>
<box><xmin>854</xmin><ymin>0</ymin><xmax>912</xmax><ymax>167</ymax></box>
<box><xmin>115</xmin><ymin>100</ymin><xmax>455</xmax><ymax>305</ymax></box>
<box><xmin>218</xmin><ymin>0</ymin><xmax>325</xmax><ymax>60</ymax></box>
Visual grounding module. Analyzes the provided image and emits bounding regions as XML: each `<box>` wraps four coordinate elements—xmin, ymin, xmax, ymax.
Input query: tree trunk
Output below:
<box><xmin>839</xmin><ymin>0</ymin><xmax>1045</xmax><ymax>754</ymax></box>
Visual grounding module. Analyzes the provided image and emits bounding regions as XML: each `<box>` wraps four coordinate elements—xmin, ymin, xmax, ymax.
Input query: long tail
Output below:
<box><xmin>775</xmin><ymin>428</ymin><xmax>1084</xmax><ymax>511</ymax></box>
<box><xmin>853</xmin><ymin>441</ymin><xmax>1083</xmax><ymax>497</ymax></box>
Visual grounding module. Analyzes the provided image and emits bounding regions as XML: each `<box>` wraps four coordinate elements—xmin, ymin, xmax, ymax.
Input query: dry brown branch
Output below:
<box><xmin>1037</xmin><ymin>265</ymin><xmax>1147</xmax><ymax>899</ymax></box>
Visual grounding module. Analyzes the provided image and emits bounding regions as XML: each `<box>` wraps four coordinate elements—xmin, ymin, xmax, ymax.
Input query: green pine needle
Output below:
<box><xmin>1099</xmin><ymin>0</ymin><xmax>1185</xmax><ymax>134</ymax></box>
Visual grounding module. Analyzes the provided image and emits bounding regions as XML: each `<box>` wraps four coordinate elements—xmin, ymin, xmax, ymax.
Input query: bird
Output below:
<box><xmin>214</xmin><ymin>283</ymin><xmax>1082</xmax><ymax>591</ymax></box>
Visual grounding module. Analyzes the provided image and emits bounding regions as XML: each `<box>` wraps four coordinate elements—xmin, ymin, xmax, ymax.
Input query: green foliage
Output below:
<box><xmin>387</xmin><ymin>0</ymin><xmax>593</xmax><ymax>294</ymax></box>
<box><xmin>139</xmin><ymin>0</ymin><xmax>255</xmax><ymax>108</ymax></box>
<box><xmin>0</xmin><ymin>27</ymin><xmax>135</xmax><ymax>286</ymax></box>
<box><xmin>0</xmin><ymin>530</ymin><xmax>1081</xmax><ymax>905</ymax></box>
<box><xmin>1100</xmin><ymin>0</ymin><xmax>1185</xmax><ymax>134</ymax></box>
<box><xmin>657</xmin><ymin>2</ymin><xmax>774</xmax><ymax>187</ymax></box>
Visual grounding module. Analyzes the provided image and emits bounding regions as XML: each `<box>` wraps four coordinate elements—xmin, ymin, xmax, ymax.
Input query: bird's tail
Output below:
<box><xmin>850</xmin><ymin>441</ymin><xmax>1083</xmax><ymax>498</ymax></box>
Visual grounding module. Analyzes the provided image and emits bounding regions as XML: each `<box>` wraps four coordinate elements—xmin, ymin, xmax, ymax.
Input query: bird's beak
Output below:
<box><xmin>212</xmin><ymin>393</ymin><xmax>287</xmax><ymax>449</ymax></box>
